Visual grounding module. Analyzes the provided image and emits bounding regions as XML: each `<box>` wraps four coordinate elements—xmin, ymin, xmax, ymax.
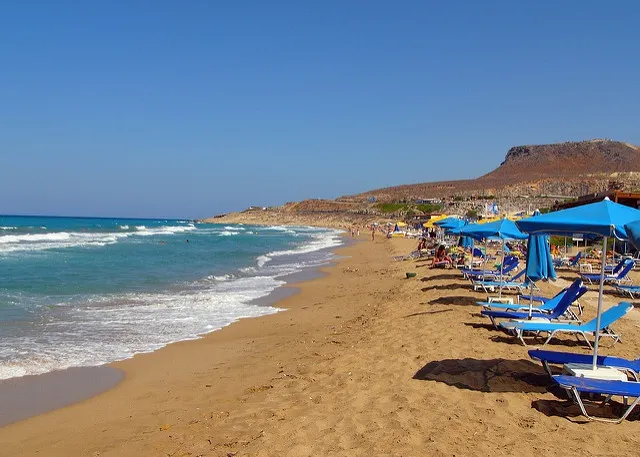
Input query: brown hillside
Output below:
<box><xmin>480</xmin><ymin>139</ymin><xmax>640</xmax><ymax>182</ymax></box>
<box><xmin>349</xmin><ymin>139</ymin><xmax>640</xmax><ymax>202</ymax></box>
<box><xmin>208</xmin><ymin>139</ymin><xmax>640</xmax><ymax>225</ymax></box>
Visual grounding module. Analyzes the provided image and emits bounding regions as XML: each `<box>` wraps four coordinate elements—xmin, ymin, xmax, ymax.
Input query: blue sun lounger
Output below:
<box><xmin>479</xmin><ymin>285</ymin><xmax>584</xmax><ymax>317</ymax></box>
<box><xmin>553</xmin><ymin>375</ymin><xmax>640</xmax><ymax>423</ymax></box>
<box><xmin>480</xmin><ymin>279</ymin><xmax>585</xmax><ymax>328</ymax></box>
<box><xmin>567</xmin><ymin>251</ymin><xmax>583</xmax><ymax>268</ymax></box>
<box><xmin>580</xmin><ymin>260</ymin><xmax>634</xmax><ymax>285</ymax></box>
<box><xmin>476</xmin><ymin>279</ymin><xmax>588</xmax><ymax>321</ymax></box>
<box><xmin>499</xmin><ymin>301</ymin><xmax>632</xmax><ymax>347</ymax></box>
<box><xmin>471</xmin><ymin>269</ymin><xmax>531</xmax><ymax>293</ymax></box>
<box><xmin>528</xmin><ymin>349</ymin><xmax>640</xmax><ymax>381</ymax></box>
<box><xmin>478</xmin><ymin>290</ymin><xmax>553</xmax><ymax>310</ymax></box>
<box><xmin>461</xmin><ymin>257</ymin><xmax>519</xmax><ymax>280</ymax></box>
<box><xmin>604</xmin><ymin>258</ymin><xmax>628</xmax><ymax>274</ymax></box>
<box><xmin>614</xmin><ymin>284</ymin><xmax>640</xmax><ymax>298</ymax></box>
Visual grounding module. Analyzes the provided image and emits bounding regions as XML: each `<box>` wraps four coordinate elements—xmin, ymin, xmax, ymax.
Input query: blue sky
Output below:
<box><xmin>1</xmin><ymin>1</ymin><xmax>639</xmax><ymax>218</ymax></box>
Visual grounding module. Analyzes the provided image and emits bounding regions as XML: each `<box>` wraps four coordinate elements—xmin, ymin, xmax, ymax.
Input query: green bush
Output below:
<box><xmin>550</xmin><ymin>235</ymin><xmax>572</xmax><ymax>248</ymax></box>
<box><xmin>376</xmin><ymin>203</ymin><xmax>408</xmax><ymax>214</ymax></box>
<box><xmin>415</xmin><ymin>203</ymin><xmax>443</xmax><ymax>214</ymax></box>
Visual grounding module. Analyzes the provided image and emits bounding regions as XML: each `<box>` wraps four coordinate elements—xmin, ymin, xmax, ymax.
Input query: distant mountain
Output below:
<box><xmin>480</xmin><ymin>139</ymin><xmax>640</xmax><ymax>182</ymax></box>
<box><xmin>208</xmin><ymin>140</ymin><xmax>640</xmax><ymax>224</ymax></box>
<box><xmin>347</xmin><ymin>140</ymin><xmax>640</xmax><ymax>202</ymax></box>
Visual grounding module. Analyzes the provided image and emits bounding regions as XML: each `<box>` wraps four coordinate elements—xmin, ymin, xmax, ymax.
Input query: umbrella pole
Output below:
<box><xmin>499</xmin><ymin>239</ymin><xmax>505</xmax><ymax>298</ymax></box>
<box><xmin>592</xmin><ymin>236</ymin><xmax>607</xmax><ymax>370</ymax></box>
<box><xmin>528</xmin><ymin>280</ymin><xmax>534</xmax><ymax>319</ymax></box>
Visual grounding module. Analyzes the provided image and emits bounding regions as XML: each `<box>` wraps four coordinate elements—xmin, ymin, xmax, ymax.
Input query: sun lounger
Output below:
<box><xmin>480</xmin><ymin>279</ymin><xmax>585</xmax><ymax>328</ymax></box>
<box><xmin>528</xmin><ymin>349</ymin><xmax>640</xmax><ymax>381</ymax></box>
<box><xmin>580</xmin><ymin>260</ymin><xmax>634</xmax><ymax>285</ymax></box>
<box><xmin>462</xmin><ymin>260</ymin><xmax>520</xmax><ymax>283</ymax></box>
<box><xmin>499</xmin><ymin>301</ymin><xmax>632</xmax><ymax>347</ymax></box>
<box><xmin>392</xmin><ymin>250</ymin><xmax>421</xmax><ymax>261</ymax></box>
<box><xmin>567</xmin><ymin>251</ymin><xmax>583</xmax><ymax>268</ymax></box>
<box><xmin>614</xmin><ymin>284</ymin><xmax>640</xmax><ymax>298</ymax></box>
<box><xmin>553</xmin><ymin>375</ymin><xmax>640</xmax><ymax>423</ymax></box>
<box><xmin>604</xmin><ymin>258</ymin><xmax>628</xmax><ymax>274</ymax></box>
<box><xmin>478</xmin><ymin>280</ymin><xmax>581</xmax><ymax>311</ymax></box>
<box><xmin>460</xmin><ymin>255</ymin><xmax>518</xmax><ymax>278</ymax></box>
<box><xmin>471</xmin><ymin>269</ymin><xmax>530</xmax><ymax>293</ymax></box>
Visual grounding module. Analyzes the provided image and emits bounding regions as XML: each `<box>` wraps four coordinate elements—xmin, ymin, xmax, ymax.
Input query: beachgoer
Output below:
<box><xmin>371</xmin><ymin>226</ymin><xmax>375</xmax><ymax>241</ymax></box>
<box><xmin>417</xmin><ymin>237</ymin><xmax>427</xmax><ymax>251</ymax></box>
<box><xmin>431</xmin><ymin>245</ymin><xmax>453</xmax><ymax>268</ymax></box>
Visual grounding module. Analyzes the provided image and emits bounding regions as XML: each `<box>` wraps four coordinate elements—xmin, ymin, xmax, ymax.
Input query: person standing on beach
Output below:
<box><xmin>371</xmin><ymin>226</ymin><xmax>375</xmax><ymax>241</ymax></box>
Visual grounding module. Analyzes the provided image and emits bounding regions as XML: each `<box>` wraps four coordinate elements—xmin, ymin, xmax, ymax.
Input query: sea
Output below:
<box><xmin>0</xmin><ymin>216</ymin><xmax>344</xmax><ymax>380</ymax></box>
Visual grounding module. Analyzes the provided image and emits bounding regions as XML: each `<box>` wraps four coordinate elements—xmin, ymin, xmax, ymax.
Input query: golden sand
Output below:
<box><xmin>1</xmin><ymin>236</ymin><xmax>640</xmax><ymax>456</ymax></box>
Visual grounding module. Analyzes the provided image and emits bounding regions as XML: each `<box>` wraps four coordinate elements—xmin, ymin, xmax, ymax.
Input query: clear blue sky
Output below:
<box><xmin>1</xmin><ymin>1</ymin><xmax>639</xmax><ymax>218</ymax></box>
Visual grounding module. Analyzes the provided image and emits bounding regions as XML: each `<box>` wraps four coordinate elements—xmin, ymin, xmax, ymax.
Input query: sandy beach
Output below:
<box><xmin>2</xmin><ymin>235</ymin><xmax>640</xmax><ymax>456</ymax></box>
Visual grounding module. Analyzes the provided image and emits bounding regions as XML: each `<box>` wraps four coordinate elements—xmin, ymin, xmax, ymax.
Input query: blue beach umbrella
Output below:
<box><xmin>517</xmin><ymin>198</ymin><xmax>640</xmax><ymax>369</ymax></box>
<box><xmin>460</xmin><ymin>219</ymin><xmax>528</xmax><ymax>242</ymax></box>
<box><xmin>458</xmin><ymin>236</ymin><xmax>474</xmax><ymax>249</ymax></box>
<box><xmin>524</xmin><ymin>210</ymin><xmax>557</xmax><ymax>317</ymax></box>
<box><xmin>624</xmin><ymin>220</ymin><xmax>640</xmax><ymax>251</ymax></box>
<box><xmin>460</xmin><ymin>219</ymin><xmax>527</xmax><ymax>297</ymax></box>
<box><xmin>435</xmin><ymin>218</ymin><xmax>465</xmax><ymax>232</ymax></box>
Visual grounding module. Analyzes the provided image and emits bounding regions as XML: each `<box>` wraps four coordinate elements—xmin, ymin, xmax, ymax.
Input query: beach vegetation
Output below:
<box><xmin>465</xmin><ymin>209</ymin><xmax>479</xmax><ymax>219</ymax></box>
<box><xmin>376</xmin><ymin>203</ymin><xmax>408</xmax><ymax>214</ymax></box>
<box><xmin>550</xmin><ymin>235</ymin><xmax>573</xmax><ymax>248</ymax></box>
<box><xmin>415</xmin><ymin>203</ymin><xmax>443</xmax><ymax>214</ymax></box>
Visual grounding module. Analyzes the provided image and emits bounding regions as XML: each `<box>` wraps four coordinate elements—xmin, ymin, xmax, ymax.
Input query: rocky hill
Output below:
<box><xmin>351</xmin><ymin>139</ymin><xmax>640</xmax><ymax>202</ymax></box>
<box><xmin>206</xmin><ymin>139</ymin><xmax>640</xmax><ymax>226</ymax></box>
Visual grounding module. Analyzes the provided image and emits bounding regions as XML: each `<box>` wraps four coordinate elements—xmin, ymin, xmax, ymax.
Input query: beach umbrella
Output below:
<box><xmin>460</xmin><ymin>219</ymin><xmax>527</xmax><ymax>296</ymax></box>
<box><xmin>517</xmin><ymin>198</ymin><xmax>640</xmax><ymax>370</ymax></box>
<box><xmin>458</xmin><ymin>235</ymin><xmax>474</xmax><ymax>249</ymax></box>
<box><xmin>460</xmin><ymin>218</ymin><xmax>527</xmax><ymax>241</ymax></box>
<box><xmin>434</xmin><ymin>217</ymin><xmax>463</xmax><ymax>230</ymax></box>
<box><xmin>624</xmin><ymin>220</ymin><xmax>640</xmax><ymax>251</ymax></box>
<box><xmin>524</xmin><ymin>210</ymin><xmax>557</xmax><ymax>317</ymax></box>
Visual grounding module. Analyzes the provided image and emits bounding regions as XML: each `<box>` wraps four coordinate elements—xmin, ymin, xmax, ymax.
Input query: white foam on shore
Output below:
<box><xmin>218</xmin><ymin>231</ymin><xmax>240</xmax><ymax>236</ymax></box>
<box><xmin>256</xmin><ymin>255</ymin><xmax>271</xmax><ymax>267</ymax></box>
<box><xmin>0</xmin><ymin>276</ymin><xmax>284</xmax><ymax>380</ymax></box>
<box><xmin>0</xmin><ymin>224</ymin><xmax>345</xmax><ymax>380</ymax></box>
<box><xmin>0</xmin><ymin>224</ymin><xmax>198</xmax><ymax>254</ymax></box>
<box><xmin>266</xmin><ymin>229</ymin><xmax>343</xmax><ymax>257</ymax></box>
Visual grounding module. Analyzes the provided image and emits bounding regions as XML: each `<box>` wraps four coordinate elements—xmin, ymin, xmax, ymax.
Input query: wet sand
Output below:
<box><xmin>2</xmin><ymin>236</ymin><xmax>640</xmax><ymax>456</ymax></box>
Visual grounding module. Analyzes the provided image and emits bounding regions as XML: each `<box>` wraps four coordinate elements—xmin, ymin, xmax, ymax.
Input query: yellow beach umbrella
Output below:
<box><xmin>422</xmin><ymin>214</ymin><xmax>448</xmax><ymax>228</ymax></box>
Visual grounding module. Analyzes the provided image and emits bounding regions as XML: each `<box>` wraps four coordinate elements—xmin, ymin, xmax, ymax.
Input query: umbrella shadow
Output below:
<box><xmin>464</xmin><ymin>322</ymin><xmax>497</xmax><ymax>332</ymax></box>
<box><xmin>427</xmin><ymin>296</ymin><xmax>479</xmax><ymax>307</ymax></box>
<box><xmin>413</xmin><ymin>358</ymin><xmax>549</xmax><ymax>393</ymax></box>
<box><xmin>420</xmin><ymin>273</ymin><xmax>461</xmax><ymax>282</ymax></box>
<box><xmin>403</xmin><ymin>309</ymin><xmax>454</xmax><ymax>318</ymax></box>
<box><xmin>420</xmin><ymin>284</ymin><xmax>467</xmax><ymax>293</ymax></box>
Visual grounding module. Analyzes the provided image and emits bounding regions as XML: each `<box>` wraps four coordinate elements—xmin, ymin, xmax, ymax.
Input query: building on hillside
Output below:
<box><xmin>555</xmin><ymin>190</ymin><xmax>640</xmax><ymax>211</ymax></box>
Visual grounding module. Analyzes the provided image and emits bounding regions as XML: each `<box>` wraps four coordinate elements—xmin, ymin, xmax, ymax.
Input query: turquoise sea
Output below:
<box><xmin>0</xmin><ymin>216</ymin><xmax>344</xmax><ymax>380</ymax></box>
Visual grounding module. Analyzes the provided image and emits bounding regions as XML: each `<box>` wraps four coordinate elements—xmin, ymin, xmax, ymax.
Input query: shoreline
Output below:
<box><xmin>0</xmin><ymin>234</ymin><xmax>353</xmax><ymax>429</ymax></box>
<box><xmin>2</xmin><ymin>235</ymin><xmax>640</xmax><ymax>456</ymax></box>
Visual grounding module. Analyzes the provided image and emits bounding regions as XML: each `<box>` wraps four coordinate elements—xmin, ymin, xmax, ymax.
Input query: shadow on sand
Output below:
<box><xmin>420</xmin><ymin>284</ymin><xmax>467</xmax><ymax>293</ymax></box>
<box><xmin>420</xmin><ymin>273</ymin><xmax>462</xmax><ymax>282</ymax></box>
<box><xmin>413</xmin><ymin>358</ymin><xmax>550</xmax><ymax>393</ymax></box>
<box><xmin>427</xmin><ymin>296</ymin><xmax>479</xmax><ymax>307</ymax></box>
<box><xmin>403</xmin><ymin>309</ymin><xmax>454</xmax><ymax>318</ymax></box>
<box><xmin>532</xmin><ymin>397</ymin><xmax>640</xmax><ymax>423</ymax></box>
